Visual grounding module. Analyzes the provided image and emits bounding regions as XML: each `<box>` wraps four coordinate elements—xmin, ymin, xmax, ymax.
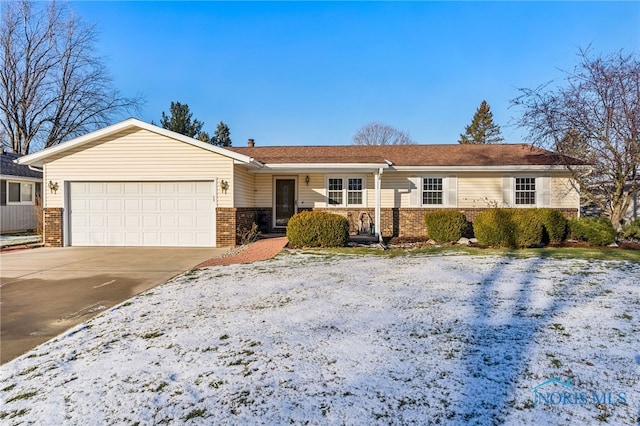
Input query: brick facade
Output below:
<box><xmin>216</xmin><ymin>207</ymin><xmax>265</xmax><ymax>246</ymax></box>
<box><xmin>311</xmin><ymin>207</ymin><xmax>578</xmax><ymax>239</ymax></box>
<box><xmin>43</xmin><ymin>207</ymin><xmax>63</xmax><ymax>247</ymax></box>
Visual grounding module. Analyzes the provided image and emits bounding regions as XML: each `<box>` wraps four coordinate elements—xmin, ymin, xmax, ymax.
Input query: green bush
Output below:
<box><xmin>424</xmin><ymin>211</ymin><xmax>468</xmax><ymax>243</ymax></box>
<box><xmin>533</xmin><ymin>208</ymin><xmax>569</xmax><ymax>244</ymax></box>
<box><xmin>473</xmin><ymin>208</ymin><xmax>516</xmax><ymax>248</ymax></box>
<box><xmin>569</xmin><ymin>217</ymin><xmax>617</xmax><ymax>246</ymax></box>
<box><xmin>286</xmin><ymin>211</ymin><xmax>350</xmax><ymax>248</ymax></box>
<box><xmin>512</xmin><ymin>210</ymin><xmax>544</xmax><ymax>248</ymax></box>
<box><xmin>474</xmin><ymin>209</ymin><xmax>546</xmax><ymax>248</ymax></box>
<box><xmin>621</xmin><ymin>218</ymin><xmax>640</xmax><ymax>240</ymax></box>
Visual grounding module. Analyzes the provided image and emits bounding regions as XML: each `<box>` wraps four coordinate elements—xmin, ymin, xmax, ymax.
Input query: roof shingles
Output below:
<box><xmin>1</xmin><ymin>152</ymin><xmax>42</xmax><ymax>178</ymax></box>
<box><xmin>227</xmin><ymin>144</ymin><xmax>583</xmax><ymax>167</ymax></box>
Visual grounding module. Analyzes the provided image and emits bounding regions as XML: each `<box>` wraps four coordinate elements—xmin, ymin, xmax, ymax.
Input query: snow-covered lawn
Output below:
<box><xmin>1</xmin><ymin>251</ymin><xmax>639</xmax><ymax>425</ymax></box>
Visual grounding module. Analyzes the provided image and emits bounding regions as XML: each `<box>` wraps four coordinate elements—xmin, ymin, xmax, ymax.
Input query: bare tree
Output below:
<box><xmin>352</xmin><ymin>122</ymin><xmax>415</xmax><ymax>145</ymax></box>
<box><xmin>512</xmin><ymin>48</ymin><xmax>639</xmax><ymax>228</ymax></box>
<box><xmin>0</xmin><ymin>0</ymin><xmax>142</xmax><ymax>154</ymax></box>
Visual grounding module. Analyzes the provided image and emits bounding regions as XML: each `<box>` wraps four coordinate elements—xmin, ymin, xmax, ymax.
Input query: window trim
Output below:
<box><xmin>6</xmin><ymin>180</ymin><xmax>35</xmax><ymax>205</ymax></box>
<box><xmin>325</xmin><ymin>175</ymin><xmax>367</xmax><ymax>207</ymax></box>
<box><xmin>514</xmin><ymin>176</ymin><xmax>537</xmax><ymax>206</ymax></box>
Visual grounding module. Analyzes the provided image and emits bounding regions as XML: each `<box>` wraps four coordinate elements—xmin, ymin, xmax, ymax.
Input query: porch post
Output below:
<box><xmin>375</xmin><ymin>168</ymin><xmax>383</xmax><ymax>242</ymax></box>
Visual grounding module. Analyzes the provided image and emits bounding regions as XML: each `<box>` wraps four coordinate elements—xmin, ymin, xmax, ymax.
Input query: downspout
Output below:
<box><xmin>375</xmin><ymin>168</ymin><xmax>383</xmax><ymax>243</ymax></box>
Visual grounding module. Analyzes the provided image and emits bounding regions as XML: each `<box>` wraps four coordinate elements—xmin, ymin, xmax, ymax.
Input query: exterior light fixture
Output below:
<box><xmin>305</xmin><ymin>175</ymin><xmax>310</xmax><ymax>186</ymax></box>
<box><xmin>48</xmin><ymin>180</ymin><xmax>59</xmax><ymax>194</ymax></box>
<box><xmin>220</xmin><ymin>180</ymin><xmax>229</xmax><ymax>193</ymax></box>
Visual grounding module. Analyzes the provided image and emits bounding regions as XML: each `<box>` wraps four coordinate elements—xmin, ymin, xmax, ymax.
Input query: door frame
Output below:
<box><xmin>272</xmin><ymin>176</ymin><xmax>298</xmax><ymax>229</ymax></box>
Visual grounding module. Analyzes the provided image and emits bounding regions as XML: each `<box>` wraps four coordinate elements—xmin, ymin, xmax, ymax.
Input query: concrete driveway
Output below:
<box><xmin>0</xmin><ymin>246</ymin><xmax>228</xmax><ymax>364</ymax></box>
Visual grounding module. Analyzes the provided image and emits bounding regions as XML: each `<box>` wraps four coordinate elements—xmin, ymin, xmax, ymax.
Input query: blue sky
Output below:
<box><xmin>73</xmin><ymin>1</ymin><xmax>639</xmax><ymax>146</ymax></box>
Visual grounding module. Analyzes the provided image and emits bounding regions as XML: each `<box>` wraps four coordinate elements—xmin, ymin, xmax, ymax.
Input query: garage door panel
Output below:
<box><xmin>160</xmin><ymin>199</ymin><xmax>175</xmax><ymax>211</ymax></box>
<box><xmin>124</xmin><ymin>183</ymin><xmax>140</xmax><ymax>194</ymax></box>
<box><xmin>124</xmin><ymin>199</ymin><xmax>140</xmax><ymax>211</ymax></box>
<box><xmin>107</xmin><ymin>216</ymin><xmax>122</xmax><ymax>227</ymax></box>
<box><xmin>142</xmin><ymin>199</ymin><xmax>157</xmax><ymax>211</ymax></box>
<box><xmin>106</xmin><ymin>183</ymin><xmax>122</xmax><ymax>194</ymax></box>
<box><xmin>70</xmin><ymin>181</ymin><xmax>215</xmax><ymax>247</ymax></box>
<box><xmin>106</xmin><ymin>199</ymin><xmax>122</xmax><ymax>211</ymax></box>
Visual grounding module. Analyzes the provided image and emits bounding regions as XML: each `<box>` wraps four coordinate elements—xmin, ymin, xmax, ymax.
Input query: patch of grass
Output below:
<box><xmin>303</xmin><ymin>245</ymin><xmax>640</xmax><ymax>262</ymax></box>
<box><xmin>18</xmin><ymin>366</ymin><xmax>37</xmax><ymax>376</ymax></box>
<box><xmin>0</xmin><ymin>408</ymin><xmax>29</xmax><ymax>419</ymax></box>
<box><xmin>209</xmin><ymin>380</ymin><xmax>225</xmax><ymax>389</ymax></box>
<box><xmin>140</xmin><ymin>331</ymin><xmax>164</xmax><ymax>339</ymax></box>
<box><xmin>184</xmin><ymin>408</ymin><xmax>206</xmax><ymax>420</ymax></box>
<box><xmin>5</xmin><ymin>391</ymin><xmax>38</xmax><ymax>403</ymax></box>
<box><xmin>1</xmin><ymin>384</ymin><xmax>16</xmax><ymax>392</ymax></box>
<box><xmin>153</xmin><ymin>381</ymin><xmax>169</xmax><ymax>392</ymax></box>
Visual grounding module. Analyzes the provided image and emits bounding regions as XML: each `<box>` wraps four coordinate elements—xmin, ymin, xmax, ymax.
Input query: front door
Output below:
<box><xmin>274</xmin><ymin>178</ymin><xmax>296</xmax><ymax>228</ymax></box>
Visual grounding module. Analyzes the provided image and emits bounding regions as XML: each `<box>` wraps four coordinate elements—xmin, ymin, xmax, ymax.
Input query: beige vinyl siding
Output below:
<box><xmin>551</xmin><ymin>175</ymin><xmax>580</xmax><ymax>209</ymax></box>
<box><xmin>298</xmin><ymin>174</ymin><xmax>325</xmax><ymax>208</ymax></box>
<box><xmin>233</xmin><ymin>165</ymin><xmax>255</xmax><ymax>207</ymax></box>
<box><xmin>254</xmin><ymin>174</ymin><xmax>272</xmax><ymax>206</ymax></box>
<box><xmin>380</xmin><ymin>172</ymin><xmax>411</xmax><ymax>207</ymax></box>
<box><xmin>382</xmin><ymin>172</ymin><xmax>579</xmax><ymax>210</ymax></box>
<box><xmin>457</xmin><ymin>173</ymin><xmax>504</xmax><ymax>208</ymax></box>
<box><xmin>43</xmin><ymin>129</ymin><xmax>234</xmax><ymax>208</ymax></box>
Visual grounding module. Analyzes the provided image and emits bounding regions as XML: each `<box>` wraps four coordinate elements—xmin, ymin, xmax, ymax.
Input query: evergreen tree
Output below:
<box><xmin>458</xmin><ymin>100</ymin><xmax>504</xmax><ymax>144</ymax></box>
<box><xmin>212</xmin><ymin>121</ymin><xmax>232</xmax><ymax>147</ymax></box>
<box><xmin>196</xmin><ymin>131</ymin><xmax>212</xmax><ymax>143</ymax></box>
<box><xmin>159</xmin><ymin>102</ymin><xmax>204</xmax><ymax>138</ymax></box>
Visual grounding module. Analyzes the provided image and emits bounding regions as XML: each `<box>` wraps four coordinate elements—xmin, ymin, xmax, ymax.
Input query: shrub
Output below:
<box><xmin>533</xmin><ymin>208</ymin><xmax>569</xmax><ymax>244</ymax></box>
<box><xmin>286</xmin><ymin>211</ymin><xmax>350</xmax><ymax>248</ymax></box>
<box><xmin>474</xmin><ymin>209</ymin><xmax>546</xmax><ymax>248</ymax></box>
<box><xmin>473</xmin><ymin>208</ymin><xmax>516</xmax><ymax>248</ymax></box>
<box><xmin>569</xmin><ymin>217</ymin><xmax>617</xmax><ymax>246</ymax></box>
<box><xmin>621</xmin><ymin>218</ymin><xmax>640</xmax><ymax>240</ymax></box>
<box><xmin>512</xmin><ymin>209</ymin><xmax>544</xmax><ymax>248</ymax></box>
<box><xmin>424</xmin><ymin>211</ymin><xmax>468</xmax><ymax>243</ymax></box>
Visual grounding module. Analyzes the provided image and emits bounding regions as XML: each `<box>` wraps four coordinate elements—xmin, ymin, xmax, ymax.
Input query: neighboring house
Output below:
<box><xmin>1</xmin><ymin>149</ymin><xmax>43</xmax><ymax>234</ymax></box>
<box><xmin>16</xmin><ymin>118</ymin><xmax>582</xmax><ymax>247</ymax></box>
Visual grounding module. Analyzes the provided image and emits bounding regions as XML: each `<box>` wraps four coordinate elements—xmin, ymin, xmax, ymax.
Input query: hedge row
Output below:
<box><xmin>286</xmin><ymin>209</ymin><xmax>620</xmax><ymax>249</ymax></box>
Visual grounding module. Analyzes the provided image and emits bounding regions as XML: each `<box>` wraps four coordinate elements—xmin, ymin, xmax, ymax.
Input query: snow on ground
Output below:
<box><xmin>1</xmin><ymin>251</ymin><xmax>639</xmax><ymax>425</ymax></box>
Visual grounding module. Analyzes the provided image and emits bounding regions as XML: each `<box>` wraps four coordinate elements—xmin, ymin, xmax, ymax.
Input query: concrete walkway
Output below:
<box><xmin>198</xmin><ymin>237</ymin><xmax>289</xmax><ymax>267</ymax></box>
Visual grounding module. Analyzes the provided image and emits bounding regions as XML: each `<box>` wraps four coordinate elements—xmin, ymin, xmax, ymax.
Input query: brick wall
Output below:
<box><xmin>44</xmin><ymin>207</ymin><xmax>63</xmax><ymax>247</ymax></box>
<box><xmin>312</xmin><ymin>207</ymin><xmax>578</xmax><ymax>239</ymax></box>
<box><xmin>216</xmin><ymin>208</ymin><xmax>237</xmax><ymax>247</ymax></box>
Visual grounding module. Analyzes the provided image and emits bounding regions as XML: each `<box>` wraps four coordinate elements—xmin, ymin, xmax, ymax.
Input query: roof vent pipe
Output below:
<box><xmin>248</xmin><ymin>139</ymin><xmax>255</xmax><ymax>148</ymax></box>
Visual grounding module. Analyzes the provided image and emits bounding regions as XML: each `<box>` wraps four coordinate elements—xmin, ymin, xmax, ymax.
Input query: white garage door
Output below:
<box><xmin>70</xmin><ymin>181</ymin><xmax>216</xmax><ymax>247</ymax></box>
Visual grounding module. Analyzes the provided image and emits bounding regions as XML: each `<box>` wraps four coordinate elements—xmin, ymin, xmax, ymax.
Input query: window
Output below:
<box><xmin>423</xmin><ymin>177</ymin><xmax>443</xmax><ymax>205</ymax></box>
<box><xmin>326</xmin><ymin>176</ymin><xmax>366</xmax><ymax>206</ymax></box>
<box><xmin>7</xmin><ymin>181</ymin><xmax>34</xmax><ymax>204</ymax></box>
<box><xmin>328</xmin><ymin>178</ymin><xmax>343</xmax><ymax>205</ymax></box>
<box><xmin>347</xmin><ymin>178</ymin><xmax>363</xmax><ymax>205</ymax></box>
<box><xmin>515</xmin><ymin>177</ymin><xmax>536</xmax><ymax>205</ymax></box>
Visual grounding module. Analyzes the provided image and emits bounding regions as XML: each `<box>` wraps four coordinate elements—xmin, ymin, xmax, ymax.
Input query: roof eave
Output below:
<box><xmin>392</xmin><ymin>165</ymin><xmax>576</xmax><ymax>172</ymax></box>
<box><xmin>16</xmin><ymin>118</ymin><xmax>256</xmax><ymax>166</ymax></box>
<box><xmin>248</xmin><ymin>163</ymin><xmax>390</xmax><ymax>173</ymax></box>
